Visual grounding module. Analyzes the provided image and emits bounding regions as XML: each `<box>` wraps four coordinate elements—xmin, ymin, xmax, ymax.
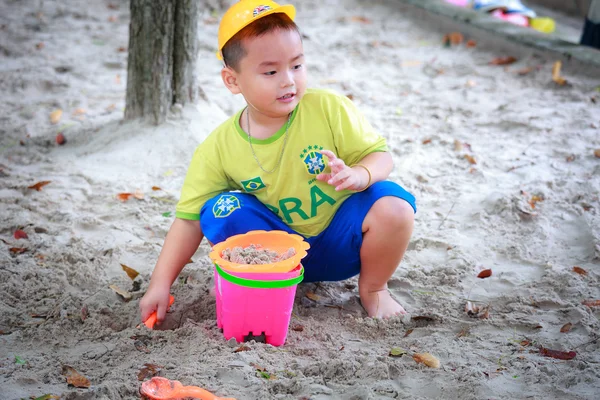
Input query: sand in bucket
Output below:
<box><xmin>209</xmin><ymin>230</ymin><xmax>310</xmax><ymax>346</ymax></box>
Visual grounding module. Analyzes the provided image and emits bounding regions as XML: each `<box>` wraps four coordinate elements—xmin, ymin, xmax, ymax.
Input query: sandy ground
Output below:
<box><xmin>1</xmin><ymin>0</ymin><xmax>600</xmax><ymax>399</ymax></box>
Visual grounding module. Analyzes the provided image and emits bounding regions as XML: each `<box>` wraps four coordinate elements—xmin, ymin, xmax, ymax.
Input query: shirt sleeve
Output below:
<box><xmin>175</xmin><ymin>139</ymin><xmax>231</xmax><ymax>220</ymax></box>
<box><xmin>328</xmin><ymin>94</ymin><xmax>388</xmax><ymax>165</ymax></box>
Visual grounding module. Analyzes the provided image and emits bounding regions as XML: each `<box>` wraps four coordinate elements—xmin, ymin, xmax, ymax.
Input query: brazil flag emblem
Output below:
<box><xmin>241</xmin><ymin>176</ymin><xmax>266</xmax><ymax>193</ymax></box>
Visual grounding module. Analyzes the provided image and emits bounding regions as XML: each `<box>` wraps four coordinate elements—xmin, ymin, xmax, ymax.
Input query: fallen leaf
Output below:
<box><xmin>233</xmin><ymin>345</ymin><xmax>251</xmax><ymax>353</ymax></box>
<box><xmin>56</xmin><ymin>133</ymin><xmax>66</xmax><ymax>145</ymax></box>
<box><xmin>566</xmin><ymin>154</ymin><xmax>575</xmax><ymax>162</ymax></box>
<box><xmin>14</xmin><ymin>229</ymin><xmax>28</xmax><ymax>239</ymax></box>
<box><xmin>552</xmin><ymin>61</ymin><xmax>567</xmax><ymax>85</ymax></box>
<box><xmin>582</xmin><ymin>299</ymin><xmax>600</xmax><ymax>307</ymax></box>
<box><xmin>351</xmin><ymin>16</ymin><xmax>372</xmax><ymax>24</ymax></box>
<box><xmin>28</xmin><ymin>181</ymin><xmax>51</xmax><ymax>191</ymax></box>
<box><xmin>466</xmin><ymin>79</ymin><xmax>477</xmax><ymax>87</ymax></box>
<box><xmin>339</xmin><ymin>346</ymin><xmax>345</xmax><ymax>351</ymax></box>
<box><xmin>539</xmin><ymin>347</ymin><xmax>576</xmax><ymax>360</ymax></box>
<box><xmin>81</xmin><ymin>306</ymin><xmax>88</xmax><ymax>322</ymax></box>
<box><xmin>187</xmin><ymin>258</ymin><xmax>194</xmax><ymax>264</ymax></box>
<box><xmin>477</xmin><ymin>269</ymin><xmax>492</xmax><ymax>279</ymax></box>
<box><xmin>49</xmin><ymin>109</ymin><xmax>63</xmax><ymax>124</ymax></box>
<box><xmin>594</xmin><ymin>149</ymin><xmax>600</xmax><ymax>158</ymax></box>
<box><xmin>162</xmin><ymin>211</ymin><xmax>172</xmax><ymax>218</ymax></box>
<box><xmin>133</xmin><ymin>189</ymin><xmax>144</xmax><ymax>200</ymax></box>
<box><xmin>403</xmin><ymin>329</ymin><xmax>414</xmax><ymax>337</ymax></box>
<box><xmin>479</xmin><ymin>306</ymin><xmax>490</xmax><ymax>319</ymax></box>
<box><xmin>443</xmin><ymin>32</ymin><xmax>464</xmax><ymax>46</ymax></box>
<box><xmin>32</xmin><ymin>395</ymin><xmax>60</xmax><ymax>400</ymax></box>
<box><xmin>520</xmin><ymin>340</ymin><xmax>531</xmax><ymax>347</ymax></box>
<box><xmin>572</xmin><ymin>266</ymin><xmax>587</xmax><ymax>276</ymax></box>
<box><xmin>346</xmin><ymin>94</ymin><xmax>354</xmax><ymax>100</ymax></box>
<box><xmin>137</xmin><ymin>363</ymin><xmax>161</xmax><ymax>381</ymax></box>
<box><xmin>107</xmin><ymin>3</ymin><xmax>119</xmax><ymax>10</ymax></box>
<box><xmin>453</xmin><ymin>140</ymin><xmax>463</xmax><ymax>152</ymax></box>
<box><xmin>466</xmin><ymin>39</ymin><xmax>476</xmax><ymax>48</ymax></box>
<box><xmin>35</xmin><ymin>42</ymin><xmax>44</xmax><ymax>50</ymax></box>
<box><xmin>108</xmin><ymin>15</ymin><xmax>117</xmax><ymax>22</ymax></box>
<box><xmin>412</xmin><ymin>315</ymin><xmax>435</xmax><ymax>322</ymax></box>
<box><xmin>389</xmin><ymin>347</ymin><xmax>407</xmax><ymax>357</ymax></box>
<box><xmin>9</xmin><ymin>247</ymin><xmax>27</xmax><ymax>255</ymax></box>
<box><xmin>72</xmin><ymin>108</ymin><xmax>86</xmax><ymax>116</ymax></box>
<box><xmin>120</xmin><ymin>264</ymin><xmax>139</xmax><ymax>280</ymax></box>
<box><xmin>413</xmin><ymin>353</ymin><xmax>440</xmax><ymax>368</ymax></box>
<box><xmin>152</xmin><ymin>186</ymin><xmax>162</xmax><ymax>191</ymax></box>
<box><xmin>457</xmin><ymin>327</ymin><xmax>469</xmax><ymax>338</ymax></box>
<box><xmin>109</xmin><ymin>284</ymin><xmax>132</xmax><ymax>301</ymax></box>
<box><xmin>422</xmin><ymin>138</ymin><xmax>432</xmax><ymax>145</ymax></box>
<box><xmin>292</xmin><ymin>324</ymin><xmax>304</xmax><ymax>332</ymax></box>
<box><xmin>34</xmin><ymin>227</ymin><xmax>48</xmax><ymax>234</ymax></box>
<box><xmin>529</xmin><ymin>195</ymin><xmax>543</xmax><ymax>209</ymax></box>
<box><xmin>14</xmin><ymin>355</ymin><xmax>26</xmax><ymax>365</ymax></box>
<box><xmin>62</xmin><ymin>365</ymin><xmax>91</xmax><ymax>388</ymax></box>
<box><xmin>463</xmin><ymin>154</ymin><xmax>477</xmax><ymax>165</ymax></box>
<box><xmin>489</xmin><ymin>56</ymin><xmax>517</xmax><ymax>66</ymax></box>
<box><xmin>134</xmin><ymin>340</ymin><xmax>150</xmax><ymax>353</ymax></box>
<box><xmin>106</xmin><ymin>104</ymin><xmax>116</xmax><ymax>112</ymax></box>
<box><xmin>305</xmin><ymin>292</ymin><xmax>321</xmax><ymax>301</ymax></box>
<box><xmin>517</xmin><ymin>66</ymin><xmax>535</xmax><ymax>75</ymax></box>
<box><xmin>560</xmin><ymin>323</ymin><xmax>572</xmax><ymax>333</ymax></box>
<box><xmin>115</xmin><ymin>74</ymin><xmax>121</xmax><ymax>84</ymax></box>
<box><xmin>533</xmin><ymin>325</ymin><xmax>543</xmax><ymax>330</ymax></box>
<box><xmin>116</xmin><ymin>193</ymin><xmax>133</xmax><ymax>202</ymax></box>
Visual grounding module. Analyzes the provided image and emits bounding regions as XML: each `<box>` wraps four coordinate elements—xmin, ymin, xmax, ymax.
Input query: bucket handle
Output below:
<box><xmin>215</xmin><ymin>263</ymin><xmax>304</xmax><ymax>288</ymax></box>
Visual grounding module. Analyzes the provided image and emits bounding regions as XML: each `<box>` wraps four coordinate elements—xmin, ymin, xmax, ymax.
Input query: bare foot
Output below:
<box><xmin>360</xmin><ymin>289</ymin><xmax>406</xmax><ymax>318</ymax></box>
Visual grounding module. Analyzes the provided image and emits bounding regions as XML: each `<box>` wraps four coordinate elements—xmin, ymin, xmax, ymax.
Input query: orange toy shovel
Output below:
<box><xmin>140</xmin><ymin>377</ymin><xmax>236</xmax><ymax>400</ymax></box>
<box><xmin>143</xmin><ymin>295</ymin><xmax>175</xmax><ymax>329</ymax></box>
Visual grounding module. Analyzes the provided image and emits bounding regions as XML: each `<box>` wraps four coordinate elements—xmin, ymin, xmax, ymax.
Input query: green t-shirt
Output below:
<box><xmin>175</xmin><ymin>88</ymin><xmax>387</xmax><ymax>237</ymax></box>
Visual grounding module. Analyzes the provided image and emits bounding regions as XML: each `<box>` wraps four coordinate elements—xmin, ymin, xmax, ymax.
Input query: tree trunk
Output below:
<box><xmin>125</xmin><ymin>0</ymin><xmax>199</xmax><ymax>125</ymax></box>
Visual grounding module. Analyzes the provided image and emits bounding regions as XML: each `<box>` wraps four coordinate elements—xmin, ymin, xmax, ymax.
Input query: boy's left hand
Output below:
<box><xmin>317</xmin><ymin>149</ymin><xmax>368</xmax><ymax>191</ymax></box>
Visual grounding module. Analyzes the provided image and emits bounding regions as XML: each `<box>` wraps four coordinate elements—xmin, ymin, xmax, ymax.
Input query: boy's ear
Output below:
<box><xmin>221</xmin><ymin>66</ymin><xmax>241</xmax><ymax>95</ymax></box>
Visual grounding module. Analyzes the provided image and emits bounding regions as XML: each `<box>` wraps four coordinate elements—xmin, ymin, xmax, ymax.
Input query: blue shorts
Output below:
<box><xmin>200</xmin><ymin>181</ymin><xmax>416</xmax><ymax>282</ymax></box>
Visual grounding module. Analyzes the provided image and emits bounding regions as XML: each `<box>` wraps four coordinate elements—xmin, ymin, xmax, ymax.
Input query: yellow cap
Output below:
<box><xmin>217</xmin><ymin>0</ymin><xmax>296</xmax><ymax>60</ymax></box>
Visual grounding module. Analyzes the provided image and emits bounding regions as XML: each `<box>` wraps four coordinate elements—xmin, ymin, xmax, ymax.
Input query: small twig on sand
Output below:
<box><xmin>438</xmin><ymin>201</ymin><xmax>457</xmax><ymax>229</ymax></box>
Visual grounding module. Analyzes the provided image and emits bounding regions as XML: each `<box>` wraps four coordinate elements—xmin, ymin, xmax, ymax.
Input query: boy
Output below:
<box><xmin>140</xmin><ymin>0</ymin><xmax>416</xmax><ymax>325</ymax></box>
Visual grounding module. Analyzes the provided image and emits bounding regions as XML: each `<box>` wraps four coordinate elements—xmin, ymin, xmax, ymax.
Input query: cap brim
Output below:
<box><xmin>216</xmin><ymin>4</ymin><xmax>297</xmax><ymax>60</ymax></box>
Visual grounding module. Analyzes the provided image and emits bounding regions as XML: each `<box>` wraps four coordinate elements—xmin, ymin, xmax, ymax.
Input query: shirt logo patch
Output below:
<box><xmin>253</xmin><ymin>5</ymin><xmax>272</xmax><ymax>17</ymax></box>
<box><xmin>300</xmin><ymin>145</ymin><xmax>325</xmax><ymax>175</ymax></box>
<box><xmin>212</xmin><ymin>194</ymin><xmax>241</xmax><ymax>218</ymax></box>
<box><xmin>240</xmin><ymin>176</ymin><xmax>266</xmax><ymax>193</ymax></box>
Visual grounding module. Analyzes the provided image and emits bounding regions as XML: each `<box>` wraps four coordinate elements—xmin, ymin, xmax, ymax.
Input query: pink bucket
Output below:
<box><xmin>214</xmin><ymin>263</ymin><xmax>304</xmax><ymax>346</ymax></box>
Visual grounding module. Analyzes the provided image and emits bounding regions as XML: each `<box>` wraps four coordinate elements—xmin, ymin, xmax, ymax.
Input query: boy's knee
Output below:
<box><xmin>367</xmin><ymin>196</ymin><xmax>414</xmax><ymax>231</ymax></box>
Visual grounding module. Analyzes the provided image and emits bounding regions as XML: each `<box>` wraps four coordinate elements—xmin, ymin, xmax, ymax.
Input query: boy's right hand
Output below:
<box><xmin>139</xmin><ymin>285</ymin><xmax>172</xmax><ymax>326</ymax></box>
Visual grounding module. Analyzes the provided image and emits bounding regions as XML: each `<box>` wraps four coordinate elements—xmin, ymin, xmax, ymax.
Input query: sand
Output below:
<box><xmin>1</xmin><ymin>0</ymin><xmax>599</xmax><ymax>399</ymax></box>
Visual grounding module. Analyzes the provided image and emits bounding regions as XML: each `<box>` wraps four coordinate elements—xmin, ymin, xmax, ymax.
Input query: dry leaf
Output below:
<box><xmin>552</xmin><ymin>61</ymin><xmax>567</xmax><ymax>85</ymax></box>
<box><xmin>443</xmin><ymin>32</ymin><xmax>464</xmax><ymax>45</ymax></box>
<box><xmin>120</xmin><ymin>263</ymin><xmax>139</xmax><ymax>280</ymax></box>
<box><xmin>9</xmin><ymin>247</ymin><xmax>27</xmax><ymax>255</ymax></box>
<box><xmin>137</xmin><ymin>363</ymin><xmax>161</xmax><ymax>381</ymax></box>
<box><xmin>72</xmin><ymin>108</ymin><xmax>86</xmax><ymax>116</ymax></box>
<box><xmin>594</xmin><ymin>149</ymin><xmax>600</xmax><ymax>158</ymax></box>
<box><xmin>572</xmin><ymin>266</ymin><xmax>587</xmax><ymax>276</ymax></box>
<box><xmin>463</xmin><ymin>154</ymin><xmax>477</xmax><ymax>165</ymax></box>
<box><xmin>117</xmin><ymin>193</ymin><xmax>133</xmax><ymax>202</ymax></box>
<box><xmin>107</xmin><ymin>3</ymin><xmax>119</xmax><ymax>10</ymax></box>
<box><xmin>539</xmin><ymin>347</ymin><xmax>576</xmax><ymax>360</ymax></box>
<box><xmin>28</xmin><ymin>181</ymin><xmax>51</xmax><ymax>191</ymax></box>
<box><xmin>117</xmin><ymin>46</ymin><xmax>127</xmax><ymax>52</ymax></box>
<box><xmin>453</xmin><ymin>140</ymin><xmax>463</xmax><ymax>152</ymax></box>
<box><xmin>35</xmin><ymin>42</ymin><xmax>44</xmax><ymax>50</ymax></box>
<box><xmin>291</xmin><ymin>324</ymin><xmax>304</xmax><ymax>332</ymax></box>
<box><xmin>109</xmin><ymin>284</ymin><xmax>132</xmax><ymax>301</ymax></box>
<box><xmin>389</xmin><ymin>347</ymin><xmax>407</xmax><ymax>357</ymax></box>
<box><xmin>108</xmin><ymin>15</ymin><xmax>117</xmax><ymax>22</ymax></box>
<box><xmin>529</xmin><ymin>195</ymin><xmax>543</xmax><ymax>209</ymax></box>
<box><xmin>560</xmin><ymin>322</ymin><xmax>572</xmax><ymax>333</ymax></box>
<box><xmin>404</xmin><ymin>329</ymin><xmax>414</xmax><ymax>337</ymax></box>
<box><xmin>489</xmin><ymin>56</ymin><xmax>517</xmax><ymax>66</ymax></box>
<box><xmin>413</xmin><ymin>353</ymin><xmax>440</xmax><ymax>368</ymax></box>
<box><xmin>566</xmin><ymin>154</ymin><xmax>575</xmax><ymax>162</ymax></box>
<box><xmin>479</xmin><ymin>306</ymin><xmax>490</xmax><ymax>319</ymax></box>
<box><xmin>466</xmin><ymin>39</ymin><xmax>476</xmax><ymax>48</ymax></box>
<box><xmin>305</xmin><ymin>292</ymin><xmax>321</xmax><ymax>301</ymax></box>
<box><xmin>351</xmin><ymin>16</ymin><xmax>372</xmax><ymax>24</ymax></box>
<box><xmin>412</xmin><ymin>315</ymin><xmax>435</xmax><ymax>322</ymax></box>
<box><xmin>56</xmin><ymin>133</ymin><xmax>66</xmax><ymax>145</ymax></box>
<box><xmin>62</xmin><ymin>365</ymin><xmax>91</xmax><ymax>388</ymax></box>
<box><xmin>49</xmin><ymin>109</ymin><xmax>63</xmax><ymax>124</ymax></box>
<box><xmin>151</xmin><ymin>186</ymin><xmax>162</xmax><ymax>191</ymax></box>
<box><xmin>115</xmin><ymin>74</ymin><xmax>121</xmax><ymax>84</ymax></box>
<box><xmin>457</xmin><ymin>327</ymin><xmax>469</xmax><ymax>338</ymax></box>
<box><xmin>81</xmin><ymin>306</ymin><xmax>88</xmax><ymax>322</ymax></box>
<box><xmin>422</xmin><ymin>138</ymin><xmax>432</xmax><ymax>145</ymax></box>
<box><xmin>134</xmin><ymin>340</ymin><xmax>150</xmax><ymax>353</ymax></box>
<box><xmin>346</xmin><ymin>94</ymin><xmax>354</xmax><ymax>100</ymax></box>
<box><xmin>233</xmin><ymin>345</ymin><xmax>251</xmax><ymax>353</ymax></box>
<box><xmin>520</xmin><ymin>340</ymin><xmax>531</xmax><ymax>347</ymax></box>
<box><xmin>14</xmin><ymin>229</ymin><xmax>28</xmax><ymax>239</ymax></box>
<box><xmin>477</xmin><ymin>269</ymin><xmax>492</xmax><ymax>279</ymax></box>
<box><xmin>32</xmin><ymin>395</ymin><xmax>59</xmax><ymax>400</ymax></box>
<box><xmin>582</xmin><ymin>299</ymin><xmax>600</xmax><ymax>307</ymax></box>
<box><xmin>517</xmin><ymin>66</ymin><xmax>535</xmax><ymax>75</ymax></box>
<box><xmin>106</xmin><ymin>104</ymin><xmax>116</xmax><ymax>112</ymax></box>
<box><xmin>133</xmin><ymin>189</ymin><xmax>144</xmax><ymax>200</ymax></box>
